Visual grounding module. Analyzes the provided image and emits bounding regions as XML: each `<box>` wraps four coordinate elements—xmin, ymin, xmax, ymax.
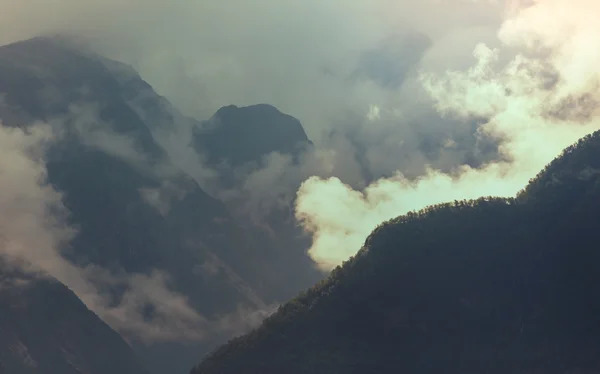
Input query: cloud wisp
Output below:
<box><xmin>0</xmin><ymin>0</ymin><xmax>512</xmax><ymax>229</ymax></box>
<box><xmin>0</xmin><ymin>121</ymin><xmax>270</xmax><ymax>343</ymax></box>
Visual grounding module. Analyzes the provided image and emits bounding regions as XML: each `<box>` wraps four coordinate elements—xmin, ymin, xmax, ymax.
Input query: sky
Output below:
<box><xmin>0</xmin><ymin>0</ymin><xmax>599</xmax><ymax>341</ymax></box>
<box><xmin>0</xmin><ymin>0</ymin><xmax>503</xmax><ymax>134</ymax></box>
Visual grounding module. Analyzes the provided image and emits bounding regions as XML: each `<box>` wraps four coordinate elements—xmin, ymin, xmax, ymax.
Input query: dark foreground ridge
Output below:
<box><xmin>192</xmin><ymin>131</ymin><xmax>600</xmax><ymax>374</ymax></box>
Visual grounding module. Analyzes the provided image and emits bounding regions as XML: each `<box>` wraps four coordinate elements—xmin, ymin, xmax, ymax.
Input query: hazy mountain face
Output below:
<box><xmin>0</xmin><ymin>37</ymin><xmax>322</xmax><ymax>374</ymax></box>
<box><xmin>191</xmin><ymin>131</ymin><xmax>600</xmax><ymax>374</ymax></box>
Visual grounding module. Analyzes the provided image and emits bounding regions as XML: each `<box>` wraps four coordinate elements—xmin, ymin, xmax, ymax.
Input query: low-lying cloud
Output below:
<box><xmin>296</xmin><ymin>0</ymin><xmax>600</xmax><ymax>270</ymax></box>
<box><xmin>0</xmin><ymin>0</ymin><xmax>516</xmax><ymax>230</ymax></box>
<box><xmin>0</xmin><ymin>121</ymin><xmax>269</xmax><ymax>343</ymax></box>
<box><xmin>2</xmin><ymin>0</ymin><xmax>597</xmax><ymax>296</ymax></box>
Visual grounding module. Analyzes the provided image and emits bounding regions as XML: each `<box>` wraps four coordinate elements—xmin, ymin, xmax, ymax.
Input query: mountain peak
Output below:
<box><xmin>214</xmin><ymin>103</ymin><xmax>285</xmax><ymax>117</ymax></box>
<box><xmin>194</xmin><ymin>104</ymin><xmax>312</xmax><ymax>167</ymax></box>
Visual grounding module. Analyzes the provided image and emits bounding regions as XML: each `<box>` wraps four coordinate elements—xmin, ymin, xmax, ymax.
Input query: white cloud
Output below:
<box><xmin>0</xmin><ymin>0</ymin><xmax>516</xmax><ymax>226</ymax></box>
<box><xmin>0</xmin><ymin>121</ymin><xmax>262</xmax><ymax>343</ymax></box>
<box><xmin>3</xmin><ymin>0</ymin><xmax>596</xmax><ymax>278</ymax></box>
<box><xmin>295</xmin><ymin>0</ymin><xmax>600</xmax><ymax>270</ymax></box>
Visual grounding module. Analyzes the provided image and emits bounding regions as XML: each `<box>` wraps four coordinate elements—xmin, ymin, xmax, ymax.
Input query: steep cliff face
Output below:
<box><xmin>0</xmin><ymin>271</ymin><xmax>148</xmax><ymax>374</ymax></box>
<box><xmin>191</xmin><ymin>131</ymin><xmax>600</xmax><ymax>374</ymax></box>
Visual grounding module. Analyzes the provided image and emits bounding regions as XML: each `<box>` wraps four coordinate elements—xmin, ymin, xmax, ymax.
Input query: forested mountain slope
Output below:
<box><xmin>192</xmin><ymin>131</ymin><xmax>600</xmax><ymax>374</ymax></box>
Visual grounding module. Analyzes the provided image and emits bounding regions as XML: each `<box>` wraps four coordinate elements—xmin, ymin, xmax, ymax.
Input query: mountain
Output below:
<box><xmin>0</xmin><ymin>36</ymin><xmax>255</xmax><ymax>307</ymax></box>
<box><xmin>101</xmin><ymin>44</ymin><xmax>322</xmax><ymax>304</ymax></box>
<box><xmin>193</xmin><ymin>103</ymin><xmax>321</xmax><ymax>298</ymax></box>
<box><xmin>191</xmin><ymin>132</ymin><xmax>600</xmax><ymax>374</ymax></box>
<box><xmin>193</xmin><ymin>103</ymin><xmax>312</xmax><ymax>169</ymax></box>
<box><xmin>0</xmin><ymin>37</ymin><xmax>321</xmax><ymax>374</ymax></box>
<box><xmin>0</xmin><ymin>269</ymin><xmax>148</xmax><ymax>374</ymax></box>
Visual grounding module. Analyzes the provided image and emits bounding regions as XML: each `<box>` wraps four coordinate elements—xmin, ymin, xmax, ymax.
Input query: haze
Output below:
<box><xmin>1</xmin><ymin>0</ymin><xmax>598</xmax><ymax>278</ymax></box>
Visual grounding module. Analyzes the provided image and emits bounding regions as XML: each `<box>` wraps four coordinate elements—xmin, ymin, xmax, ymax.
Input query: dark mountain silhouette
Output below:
<box><xmin>191</xmin><ymin>131</ymin><xmax>600</xmax><ymax>374</ymax></box>
<box><xmin>194</xmin><ymin>103</ymin><xmax>312</xmax><ymax>169</ymax></box>
<box><xmin>0</xmin><ymin>268</ymin><xmax>148</xmax><ymax>374</ymax></box>
<box><xmin>0</xmin><ymin>37</ymin><xmax>322</xmax><ymax>374</ymax></box>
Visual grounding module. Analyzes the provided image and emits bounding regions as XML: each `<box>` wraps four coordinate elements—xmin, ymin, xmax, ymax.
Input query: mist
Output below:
<box><xmin>296</xmin><ymin>0</ymin><xmax>600</xmax><ymax>269</ymax></box>
<box><xmin>1</xmin><ymin>0</ymin><xmax>597</xmax><ymax>323</ymax></box>
<box><xmin>0</xmin><ymin>121</ymin><xmax>270</xmax><ymax>343</ymax></box>
<box><xmin>0</xmin><ymin>0</ymin><xmax>503</xmax><ymax>143</ymax></box>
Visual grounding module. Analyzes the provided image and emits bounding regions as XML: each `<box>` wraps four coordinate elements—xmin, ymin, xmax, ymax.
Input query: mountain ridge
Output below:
<box><xmin>191</xmin><ymin>129</ymin><xmax>600</xmax><ymax>374</ymax></box>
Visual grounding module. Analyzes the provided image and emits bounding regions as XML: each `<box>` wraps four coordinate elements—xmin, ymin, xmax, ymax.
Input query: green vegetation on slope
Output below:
<box><xmin>191</xmin><ymin>131</ymin><xmax>600</xmax><ymax>374</ymax></box>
